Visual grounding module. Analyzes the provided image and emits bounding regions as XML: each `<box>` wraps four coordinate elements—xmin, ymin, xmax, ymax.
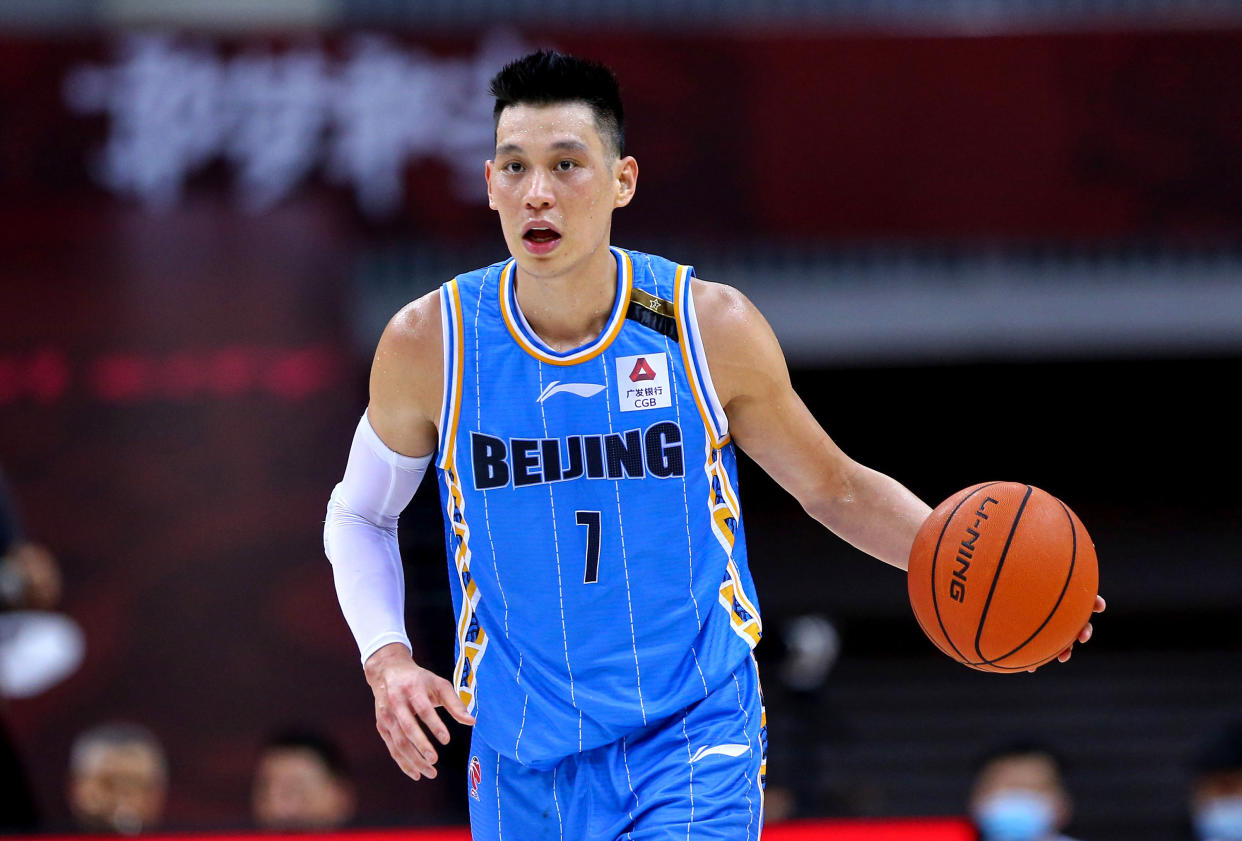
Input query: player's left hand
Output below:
<box><xmin>1029</xmin><ymin>595</ymin><xmax>1105</xmax><ymax>672</ymax></box>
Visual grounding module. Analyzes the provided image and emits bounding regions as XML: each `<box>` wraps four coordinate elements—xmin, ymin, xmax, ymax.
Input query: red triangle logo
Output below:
<box><xmin>629</xmin><ymin>358</ymin><xmax>656</xmax><ymax>382</ymax></box>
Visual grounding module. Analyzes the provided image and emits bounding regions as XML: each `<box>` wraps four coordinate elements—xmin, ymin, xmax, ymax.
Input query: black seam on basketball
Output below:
<box><xmin>974</xmin><ymin>484</ymin><xmax>1034</xmax><ymax>663</ymax></box>
<box><xmin>986</xmin><ymin>496</ymin><xmax>1080</xmax><ymax>666</ymax></box>
<box><xmin>968</xmin><ymin>646</ymin><xmax>1065</xmax><ymax>671</ymax></box>
<box><xmin>929</xmin><ymin>482</ymin><xmax>1004</xmax><ymax>665</ymax></box>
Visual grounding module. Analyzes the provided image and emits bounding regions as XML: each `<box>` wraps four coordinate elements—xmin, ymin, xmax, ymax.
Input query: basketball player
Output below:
<box><xmin>324</xmin><ymin>51</ymin><xmax>1104</xmax><ymax>839</ymax></box>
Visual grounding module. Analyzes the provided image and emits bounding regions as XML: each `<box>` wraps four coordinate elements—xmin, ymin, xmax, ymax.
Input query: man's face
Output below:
<box><xmin>1192</xmin><ymin>770</ymin><xmax>1242</xmax><ymax>841</ymax></box>
<box><xmin>486</xmin><ymin>102</ymin><xmax>637</xmax><ymax>279</ymax></box>
<box><xmin>969</xmin><ymin>754</ymin><xmax>1070</xmax><ymax>840</ymax></box>
<box><xmin>252</xmin><ymin>748</ymin><xmax>354</xmax><ymax>831</ymax></box>
<box><xmin>68</xmin><ymin>744</ymin><xmax>166</xmax><ymax>835</ymax></box>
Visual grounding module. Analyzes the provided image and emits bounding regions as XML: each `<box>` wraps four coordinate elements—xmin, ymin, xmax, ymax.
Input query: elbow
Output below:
<box><xmin>798</xmin><ymin>463</ymin><xmax>863</xmax><ymax>529</ymax></box>
<box><xmin>323</xmin><ymin>486</ymin><xmax>345</xmax><ymax>560</ymax></box>
<box><xmin>323</xmin><ymin>485</ymin><xmax>397</xmax><ymax>563</ymax></box>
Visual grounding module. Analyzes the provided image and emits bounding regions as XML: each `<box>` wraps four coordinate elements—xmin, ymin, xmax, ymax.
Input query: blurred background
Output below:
<box><xmin>1</xmin><ymin>1</ymin><xmax>1240</xmax><ymax>839</ymax></box>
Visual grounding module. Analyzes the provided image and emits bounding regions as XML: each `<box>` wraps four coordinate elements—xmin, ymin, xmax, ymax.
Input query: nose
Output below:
<box><xmin>523</xmin><ymin>167</ymin><xmax>555</xmax><ymax>210</ymax></box>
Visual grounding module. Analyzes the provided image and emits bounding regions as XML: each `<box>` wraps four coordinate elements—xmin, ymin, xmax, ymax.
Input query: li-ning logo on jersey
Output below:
<box><xmin>536</xmin><ymin>381</ymin><xmax>605</xmax><ymax>402</ymax></box>
<box><xmin>470</xmin><ymin>422</ymin><xmax>684</xmax><ymax>490</ymax></box>
<box><xmin>468</xmin><ymin>755</ymin><xmax>482</xmax><ymax>800</ymax></box>
<box><xmin>616</xmin><ymin>353</ymin><xmax>672</xmax><ymax>412</ymax></box>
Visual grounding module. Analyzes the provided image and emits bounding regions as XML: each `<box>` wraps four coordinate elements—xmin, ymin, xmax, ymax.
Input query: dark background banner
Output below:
<box><xmin>3</xmin><ymin>29</ymin><xmax>1241</xmax><ymax>242</ymax></box>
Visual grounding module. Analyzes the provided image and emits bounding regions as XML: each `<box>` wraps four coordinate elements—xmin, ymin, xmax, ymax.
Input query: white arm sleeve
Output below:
<box><xmin>323</xmin><ymin>413</ymin><xmax>432</xmax><ymax>665</ymax></box>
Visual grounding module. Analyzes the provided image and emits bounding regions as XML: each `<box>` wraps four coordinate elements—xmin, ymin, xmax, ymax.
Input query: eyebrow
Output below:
<box><xmin>495</xmin><ymin>140</ymin><xmax>591</xmax><ymax>157</ymax></box>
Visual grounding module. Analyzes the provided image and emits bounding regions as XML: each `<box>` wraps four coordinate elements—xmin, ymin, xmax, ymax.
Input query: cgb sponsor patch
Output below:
<box><xmin>615</xmin><ymin>353</ymin><xmax>672</xmax><ymax>412</ymax></box>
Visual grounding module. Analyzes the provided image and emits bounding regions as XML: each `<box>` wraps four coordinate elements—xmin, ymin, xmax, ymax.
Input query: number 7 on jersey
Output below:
<box><xmin>576</xmin><ymin>510</ymin><xmax>601</xmax><ymax>584</ymax></box>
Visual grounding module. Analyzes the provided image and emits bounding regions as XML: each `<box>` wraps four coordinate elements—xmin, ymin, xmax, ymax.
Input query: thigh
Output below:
<box><xmin>467</xmin><ymin>731</ymin><xmax>625</xmax><ymax>841</ymax></box>
<box><xmin>466</xmin><ymin>731</ymin><xmax>564</xmax><ymax>841</ymax></box>
<box><xmin>620</xmin><ymin>657</ymin><xmax>767</xmax><ymax>841</ymax></box>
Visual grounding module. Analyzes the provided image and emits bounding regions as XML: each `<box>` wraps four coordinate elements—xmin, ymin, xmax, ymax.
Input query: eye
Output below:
<box><xmin>501</xmin><ymin>161</ymin><xmax>524</xmax><ymax>174</ymax></box>
<box><xmin>554</xmin><ymin>159</ymin><xmax>576</xmax><ymax>172</ymax></box>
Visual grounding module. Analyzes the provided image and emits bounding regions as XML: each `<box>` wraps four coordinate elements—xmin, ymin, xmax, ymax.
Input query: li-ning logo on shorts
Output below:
<box><xmin>616</xmin><ymin>353</ymin><xmax>672</xmax><ymax>412</ymax></box>
<box><xmin>468</xmin><ymin>755</ymin><xmax>482</xmax><ymax>800</ymax></box>
<box><xmin>689</xmin><ymin>744</ymin><xmax>749</xmax><ymax>763</ymax></box>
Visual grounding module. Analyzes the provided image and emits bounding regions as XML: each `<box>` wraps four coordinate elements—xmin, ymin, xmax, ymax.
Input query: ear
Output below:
<box><xmin>614</xmin><ymin>155</ymin><xmax>638</xmax><ymax>209</ymax></box>
<box><xmin>1054</xmin><ymin>792</ymin><xmax>1072</xmax><ymax>830</ymax></box>
<box><xmin>484</xmin><ymin>160</ymin><xmax>497</xmax><ymax>210</ymax></box>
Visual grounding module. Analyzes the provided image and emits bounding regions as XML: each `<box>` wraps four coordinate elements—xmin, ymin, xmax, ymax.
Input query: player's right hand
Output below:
<box><xmin>363</xmin><ymin>643</ymin><xmax>476</xmax><ymax>781</ymax></box>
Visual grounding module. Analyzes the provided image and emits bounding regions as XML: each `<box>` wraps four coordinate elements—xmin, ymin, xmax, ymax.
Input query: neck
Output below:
<box><xmin>513</xmin><ymin>244</ymin><xmax>620</xmax><ymax>352</ymax></box>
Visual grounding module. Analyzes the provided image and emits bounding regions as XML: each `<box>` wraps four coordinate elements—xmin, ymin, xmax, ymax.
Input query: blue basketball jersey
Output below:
<box><xmin>436</xmin><ymin>247</ymin><xmax>762</xmax><ymax>769</ymax></box>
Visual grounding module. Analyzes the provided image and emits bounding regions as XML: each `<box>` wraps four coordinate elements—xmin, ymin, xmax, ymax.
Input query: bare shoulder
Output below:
<box><xmin>376</xmin><ymin>290</ymin><xmax>443</xmax><ymax>369</ymax></box>
<box><xmin>689</xmin><ymin>278</ymin><xmax>789</xmax><ymax>408</ymax></box>
<box><xmin>688</xmin><ymin>278</ymin><xmax>753</xmax><ymax>333</ymax></box>
<box><xmin>368</xmin><ymin>289</ymin><xmax>443</xmax><ymax>457</ymax></box>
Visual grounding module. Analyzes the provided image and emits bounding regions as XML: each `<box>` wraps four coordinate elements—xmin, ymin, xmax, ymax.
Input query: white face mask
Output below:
<box><xmin>1196</xmin><ymin>796</ymin><xmax>1242</xmax><ymax>841</ymax></box>
<box><xmin>973</xmin><ymin>790</ymin><xmax>1057</xmax><ymax>841</ymax></box>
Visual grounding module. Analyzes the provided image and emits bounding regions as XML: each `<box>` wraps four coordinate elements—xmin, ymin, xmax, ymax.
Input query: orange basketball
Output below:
<box><xmin>907</xmin><ymin>482</ymin><xmax>1098</xmax><ymax>672</ymax></box>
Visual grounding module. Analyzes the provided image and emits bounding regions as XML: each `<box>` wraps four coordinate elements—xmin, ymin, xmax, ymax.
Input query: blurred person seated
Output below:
<box><xmin>968</xmin><ymin>740</ymin><xmax>1079</xmax><ymax>841</ymax></box>
<box><xmin>0</xmin><ymin>464</ymin><xmax>83</xmax><ymax>700</ymax></box>
<box><xmin>0</xmin><ymin>462</ymin><xmax>61</xmax><ymax>614</ymax></box>
<box><xmin>252</xmin><ymin>727</ymin><xmax>355</xmax><ymax>831</ymax></box>
<box><xmin>1190</xmin><ymin>723</ymin><xmax>1242</xmax><ymax>841</ymax></box>
<box><xmin>67</xmin><ymin>722</ymin><xmax>167</xmax><ymax>835</ymax></box>
<box><xmin>1</xmin><ymin>464</ymin><xmax>78</xmax><ymax>833</ymax></box>
<box><xmin>0</xmin><ymin>541</ymin><xmax>61</xmax><ymax>613</ymax></box>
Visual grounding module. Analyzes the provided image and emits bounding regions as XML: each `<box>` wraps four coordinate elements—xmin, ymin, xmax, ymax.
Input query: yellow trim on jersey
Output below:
<box><xmin>674</xmin><ymin>264</ymin><xmax>730</xmax><ymax>448</ymax></box>
<box><xmin>703</xmin><ymin>437</ymin><xmax>761</xmax><ymax>648</ymax></box>
<box><xmin>714</xmin><ymin>453</ymin><xmax>741</xmax><ymax>516</ymax></box>
<box><xmin>498</xmin><ymin>249</ymin><xmax>634</xmax><ymax>366</ymax></box>
<box><xmin>759</xmin><ymin>704</ymin><xmax>768</xmax><ymax>781</ymax></box>
<box><xmin>437</xmin><ymin>281</ymin><xmax>484</xmax><ymax>712</ymax></box>
<box><xmin>445</xmin><ymin>462</ymin><xmax>487</xmax><ymax>713</ymax></box>
<box><xmin>437</xmin><ymin>279</ymin><xmax>466</xmax><ymax>471</ymax></box>
<box><xmin>705</xmin><ymin>442</ymin><xmax>740</xmax><ymax>554</ymax></box>
<box><xmin>718</xmin><ymin>559</ymin><xmax>762</xmax><ymax>648</ymax></box>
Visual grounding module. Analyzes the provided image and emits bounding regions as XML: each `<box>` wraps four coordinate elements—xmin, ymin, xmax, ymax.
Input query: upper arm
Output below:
<box><xmin>366</xmin><ymin>290</ymin><xmax>444</xmax><ymax>459</ymax></box>
<box><xmin>691</xmin><ymin>279</ymin><xmax>857</xmax><ymax>515</ymax></box>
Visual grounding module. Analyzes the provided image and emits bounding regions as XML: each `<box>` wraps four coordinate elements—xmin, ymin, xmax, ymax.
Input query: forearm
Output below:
<box><xmin>324</xmin><ymin>413</ymin><xmax>431</xmax><ymax>664</ymax></box>
<box><xmin>805</xmin><ymin>461</ymin><xmax>931</xmax><ymax>571</ymax></box>
<box><xmin>325</xmin><ymin>490</ymin><xmax>413</xmax><ymax>662</ymax></box>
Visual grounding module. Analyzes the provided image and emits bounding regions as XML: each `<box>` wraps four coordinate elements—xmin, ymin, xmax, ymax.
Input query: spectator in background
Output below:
<box><xmin>1</xmin><ymin>463</ymin><xmax>69</xmax><ymax>833</ymax></box>
<box><xmin>252</xmin><ymin>728</ymin><xmax>355</xmax><ymax>831</ymax></box>
<box><xmin>67</xmin><ymin>722</ymin><xmax>167</xmax><ymax>835</ymax></box>
<box><xmin>0</xmin><ymin>465</ymin><xmax>84</xmax><ymax>703</ymax></box>
<box><xmin>0</xmin><ymin>464</ymin><xmax>62</xmax><ymax>616</ymax></box>
<box><xmin>968</xmin><ymin>740</ymin><xmax>1080</xmax><ymax>841</ymax></box>
<box><xmin>1190</xmin><ymin>723</ymin><xmax>1242</xmax><ymax>841</ymax></box>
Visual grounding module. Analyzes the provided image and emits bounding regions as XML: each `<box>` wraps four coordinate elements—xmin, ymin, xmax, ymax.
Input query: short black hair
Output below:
<box><xmin>972</xmin><ymin>738</ymin><xmax>1068</xmax><ymax>780</ymax></box>
<box><xmin>264</xmin><ymin>727</ymin><xmax>350</xmax><ymax>780</ymax></box>
<box><xmin>70</xmin><ymin>722</ymin><xmax>167</xmax><ymax>781</ymax></box>
<box><xmin>489</xmin><ymin>50</ymin><xmax>625</xmax><ymax>159</ymax></box>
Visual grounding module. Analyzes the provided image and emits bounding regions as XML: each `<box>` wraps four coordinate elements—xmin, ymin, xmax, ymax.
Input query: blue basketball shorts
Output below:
<box><xmin>466</xmin><ymin>656</ymin><xmax>767</xmax><ymax>841</ymax></box>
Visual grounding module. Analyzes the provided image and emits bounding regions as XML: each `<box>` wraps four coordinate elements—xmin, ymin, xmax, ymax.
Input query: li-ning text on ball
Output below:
<box><xmin>950</xmin><ymin>495</ymin><xmax>1000</xmax><ymax>602</ymax></box>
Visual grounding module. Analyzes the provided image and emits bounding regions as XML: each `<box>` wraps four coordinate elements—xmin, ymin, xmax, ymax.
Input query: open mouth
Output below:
<box><xmin>522</xmin><ymin>226</ymin><xmax>561</xmax><ymax>244</ymax></box>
